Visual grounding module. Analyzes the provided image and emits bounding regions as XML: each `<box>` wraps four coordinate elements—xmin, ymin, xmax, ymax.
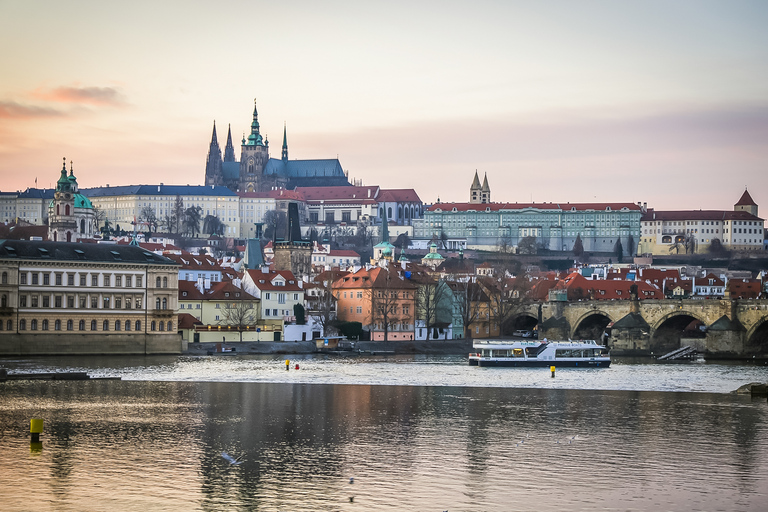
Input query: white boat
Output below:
<box><xmin>469</xmin><ymin>339</ymin><xmax>611</xmax><ymax>368</ymax></box>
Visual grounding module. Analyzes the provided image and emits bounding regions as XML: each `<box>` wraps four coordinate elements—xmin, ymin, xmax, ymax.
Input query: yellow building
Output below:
<box><xmin>0</xmin><ymin>240</ymin><xmax>181</xmax><ymax>355</ymax></box>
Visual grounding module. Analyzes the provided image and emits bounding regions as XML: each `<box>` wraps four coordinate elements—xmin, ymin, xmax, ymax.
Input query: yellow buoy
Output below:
<box><xmin>30</xmin><ymin>418</ymin><xmax>43</xmax><ymax>443</ymax></box>
<box><xmin>550</xmin><ymin>366</ymin><xmax>556</xmax><ymax>378</ymax></box>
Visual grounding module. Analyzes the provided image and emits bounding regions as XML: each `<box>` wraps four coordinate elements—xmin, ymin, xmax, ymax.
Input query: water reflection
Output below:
<box><xmin>1</xmin><ymin>379</ymin><xmax>767</xmax><ymax>511</ymax></box>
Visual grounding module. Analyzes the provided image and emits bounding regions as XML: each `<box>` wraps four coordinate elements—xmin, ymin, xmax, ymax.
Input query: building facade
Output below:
<box><xmin>0</xmin><ymin>240</ymin><xmax>181</xmax><ymax>355</ymax></box>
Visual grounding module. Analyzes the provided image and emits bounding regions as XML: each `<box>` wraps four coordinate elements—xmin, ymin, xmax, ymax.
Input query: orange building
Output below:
<box><xmin>333</xmin><ymin>266</ymin><xmax>417</xmax><ymax>341</ymax></box>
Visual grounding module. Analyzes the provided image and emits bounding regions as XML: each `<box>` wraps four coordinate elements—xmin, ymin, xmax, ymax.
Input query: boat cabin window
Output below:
<box><xmin>555</xmin><ymin>349</ymin><xmax>602</xmax><ymax>358</ymax></box>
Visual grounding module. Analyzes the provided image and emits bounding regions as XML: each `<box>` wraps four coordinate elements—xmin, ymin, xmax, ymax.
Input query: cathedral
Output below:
<box><xmin>204</xmin><ymin>100</ymin><xmax>351</xmax><ymax>193</ymax></box>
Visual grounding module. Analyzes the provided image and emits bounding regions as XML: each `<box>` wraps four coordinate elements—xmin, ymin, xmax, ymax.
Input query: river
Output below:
<box><xmin>1</xmin><ymin>355</ymin><xmax>767</xmax><ymax>511</ymax></box>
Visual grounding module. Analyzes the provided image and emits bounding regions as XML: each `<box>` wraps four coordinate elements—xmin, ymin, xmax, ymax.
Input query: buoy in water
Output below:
<box><xmin>295</xmin><ymin>364</ymin><xmax>300</xmax><ymax>370</ymax></box>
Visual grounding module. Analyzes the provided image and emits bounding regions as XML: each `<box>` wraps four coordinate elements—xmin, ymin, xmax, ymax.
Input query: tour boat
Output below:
<box><xmin>469</xmin><ymin>339</ymin><xmax>611</xmax><ymax>368</ymax></box>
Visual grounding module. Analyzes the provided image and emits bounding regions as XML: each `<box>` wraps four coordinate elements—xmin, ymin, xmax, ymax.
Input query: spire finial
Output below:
<box><xmin>70</xmin><ymin>160</ymin><xmax>74</xmax><ymax>176</ymax></box>
<box><xmin>62</xmin><ymin>157</ymin><xmax>66</xmax><ymax>171</ymax></box>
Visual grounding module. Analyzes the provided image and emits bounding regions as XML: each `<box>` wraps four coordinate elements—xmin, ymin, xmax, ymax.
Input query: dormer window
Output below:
<box><xmin>225</xmin><ymin>292</ymin><xmax>230</xmax><ymax>297</ymax></box>
<box><xmin>182</xmin><ymin>291</ymin><xmax>187</xmax><ymax>296</ymax></box>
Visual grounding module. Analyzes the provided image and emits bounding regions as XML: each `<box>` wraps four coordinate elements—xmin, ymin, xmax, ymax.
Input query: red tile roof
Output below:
<box><xmin>245</xmin><ymin>268</ymin><xmax>303</xmax><ymax>291</ymax></box>
<box><xmin>642</xmin><ymin>209</ymin><xmax>763</xmax><ymax>222</ymax></box>
<box><xmin>294</xmin><ymin>185</ymin><xmax>380</xmax><ymax>202</ymax></box>
<box><xmin>238</xmin><ymin>189</ymin><xmax>305</xmax><ymax>200</ymax></box>
<box><xmin>377</xmin><ymin>189</ymin><xmax>422</xmax><ymax>203</ymax></box>
<box><xmin>736</xmin><ymin>189</ymin><xmax>757</xmax><ymax>206</ymax></box>
<box><xmin>428</xmin><ymin>202</ymin><xmax>642</xmax><ymax>212</ymax></box>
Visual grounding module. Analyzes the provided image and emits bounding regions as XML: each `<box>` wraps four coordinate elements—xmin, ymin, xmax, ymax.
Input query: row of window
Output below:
<box><xmin>16</xmin><ymin>294</ymin><xmax>145</xmax><ymax>309</ymax></box>
<box><xmin>10</xmin><ymin>271</ymin><xmax>146</xmax><ymax>288</ymax></box>
<box><xmin>2</xmin><ymin>319</ymin><xmax>172</xmax><ymax>332</ymax></box>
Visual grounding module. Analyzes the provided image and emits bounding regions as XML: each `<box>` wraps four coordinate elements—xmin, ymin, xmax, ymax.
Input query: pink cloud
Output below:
<box><xmin>32</xmin><ymin>86</ymin><xmax>126</xmax><ymax>107</ymax></box>
<box><xmin>0</xmin><ymin>101</ymin><xmax>64</xmax><ymax>119</ymax></box>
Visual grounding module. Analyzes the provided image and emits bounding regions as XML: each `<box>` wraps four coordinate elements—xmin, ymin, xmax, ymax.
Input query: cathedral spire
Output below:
<box><xmin>246</xmin><ymin>98</ymin><xmax>264</xmax><ymax>146</ymax></box>
<box><xmin>205</xmin><ymin>121</ymin><xmax>223</xmax><ymax>186</ymax></box>
<box><xmin>282</xmin><ymin>122</ymin><xmax>288</xmax><ymax>162</ymax></box>
<box><xmin>223</xmin><ymin>123</ymin><xmax>235</xmax><ymax>162</ymax></box>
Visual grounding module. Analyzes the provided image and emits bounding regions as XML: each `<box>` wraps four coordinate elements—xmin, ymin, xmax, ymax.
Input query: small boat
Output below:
<box><xmin>470</xmin><ymin>339</ymin><xmax>610</xmax><ymax>368</ymax></box>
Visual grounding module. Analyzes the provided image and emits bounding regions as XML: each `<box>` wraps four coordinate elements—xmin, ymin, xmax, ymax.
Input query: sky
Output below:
<box><xmin>1</xmin><ymin>0</ymin><xmax>767</xmax><ymax>210</ymax></box>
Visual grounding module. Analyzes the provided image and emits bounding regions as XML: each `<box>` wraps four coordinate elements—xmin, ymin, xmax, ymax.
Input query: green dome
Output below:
<box><xmin>74</xmin><ymin>193</ymin><xmax>93</xmax><ymax>209</ymax></box>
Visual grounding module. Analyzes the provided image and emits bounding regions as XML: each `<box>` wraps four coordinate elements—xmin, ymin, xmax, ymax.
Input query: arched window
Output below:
<box><xmin>115</xmin><ymin>320</ymin><xmax>121</xmax><ymax>331</ymax></box>
<box><xmin>55</xmin><ymin>319</ymin><xmax>61</xmax><ymax>331</ymax></box>
<box><xmin>159</xmin><ymin>321</ymin><xmax>165</xmax><ymax>331</ymax></box>
<box><xmin>411</xmin><ymin>206</ymin><xmax>415</xmax><ymax>218</ymax></box>
<box><xmin>388</xmin><ymin>207</ymin><xmax>392</xmax><ymax>219</ymax></box>
<box><xmin>79</xmin><ymin>320</ymin><xmax>85</xmax><ymax>331</ymax></box>
<box><xmin>1</xmin><ymin>271</ymin><xmax>7</xmax><ymax>284</ymax></box>
<box><xmin>156</xmin><ymin>276</ymin><xmax>161</xmax><ymax>288</ymax></box>
<box><xmin>6</xmin><ymin>319</ymin><xmax>11</xmax><ymax>330</ymax></box>
<box><xmin>91</xmin><ymin>320</ymin><xmax>97</xmax><ymax>331</ymax></box>
<box><xmin>80</xmin><ymin>219</ymin><xmax>85</xmax><ymax>233</ymax></box>
<box><xmin>379</xmin><ymin>207</ymin><xmax>383</xmax><ymax>218</ymax></box>
<box><xmin>42</xmin><ymin>319</ymin><xmax>48</xmax><ymax>330</ymax></box>
<box><xmin>156</xmin><ymin>298</ymin><xmax>161</xmax><ymax>309</ymax></box>
<box><xmin>162</xmin><ymin>298</ymin><xmax>167</xmax><ymax>310</ymax></box>
<box><xmin>135</xmin><ymin>320</ymin><xmax>141</xmax><ymax>331</ymax></box>
<box><xmin>53</xmin><ymin>232</ymin><xmax>57</xmax><ymax>242</ymax></box>
<box><xmin>398</xmin><ymin>206</ymin><xmax>403</xmax><ymax>218</ymax></box>
<box><xmin>151</xmin><ymin>321</ymin><xmax>156</xmax><ymax>331</ymax></box>
<box><xmin>0</xmin><ymin>320</ymin><xmax>3</xmax><ymax>331</ymax></box>
<box><xmin>19</xmin><ymin>319</ymin><xmax>26</xmax><ymax>330</ymax></box>
<box><xmin>163</xmin><ymin>277</ymin><xmax>168</xmax><ymax>288</ymax></box>
<box><xmin>1</xmin><ymin>294</ymin><xmax>6</xmax><ymax>307</ymax></box>
<box><xmin>404</xmin><ymin>208</ymin><xmax>409</xmax><ymax>219</ymax></box>
<box><xmin>167</xmin><ymin>320</ymin><xmax>172</xmax><ymax>331</ymax></box>
<box><xmin>31</xmin><ymin>319</ymin><xmax>37</xmax><ymax>330</ymax></box>
<box><xmin>103</xmin><ymin>320</ymin><xmax>109</xmax><ymax>331</ymax></box>
<box><xmin>65</xmin><ymin>204</ymin><xmax>70</xmax><ymax>216</ymax></box>
<box><xmin>67</xmin><ymin>320</ymin><xmax>73</xmax><ymax>331</ymax></box>
<box><xmin>66</xmin><ymin>232</ymin><xmax>71</xmax><ymax>242</ymax></box>
<box><xmin>56</xmin><ymin>204</ymin><xmax>60</xmax><ymax>215</ymax></box>
<box><xmin>125</xmin><ymin>320</ymin><xmax>130</xmax><ymax>331</ymax></box>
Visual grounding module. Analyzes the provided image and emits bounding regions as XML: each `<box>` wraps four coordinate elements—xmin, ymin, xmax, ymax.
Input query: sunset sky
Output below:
<box><xmin>1</xmin><ymin>0</ymin><xmax>766</xmax><ymax>210</ymax></box>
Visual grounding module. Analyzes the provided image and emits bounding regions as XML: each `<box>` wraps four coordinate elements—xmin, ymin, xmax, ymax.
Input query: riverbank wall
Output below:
<box><xmin>184</xmin><ymin>339</ymin><xmax>474</xmax><ymax>356</ymax></box>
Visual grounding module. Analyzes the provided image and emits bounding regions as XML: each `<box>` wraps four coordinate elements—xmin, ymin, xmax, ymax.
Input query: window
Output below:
<box><xmin>92</xmin><ymin>275</ymin><xmax>98</xmax><ymax>286</ymax></box>
<box><xmin>293</xmin><ymin>293</ymin><xmax>299</xmax><ymax>300</ymax></box>
<box><xmin>32</xmin><ymin>273</ymin><xmax>38</xmax><ymax>285</ymax></box>
<box><xmin>265</xmin><ymin>292</ymin><xmax>271</xmax><ymax>300</ymax></box>
<box><xmin>356</xmin><ymin>306</ymin><xmax>362</xmax><ymax>314</ymax></box>
<box><xmin>31</xmin><ymin>319</ymin><xmax>37</xmax><ymax>330</ymax></box>
<box><xmin>42</xmin><ymin>319</ymin><xmax>49</xmax><ymax>330</ymax></box>
<box><xmin>68</xmin><ymin>274</ymin><xmax>74</xmax><ymax>286</ymax></box>
<box><xmin>115</xmin><ymin>275</ymin><xmax>122</xmax><ymax>287</ymax></box>
<box><xmin>44</xmin><ymin>273</ymin><xmax>50</xmax><ymax>285</ymax></box>
<box><xmin>55</xmin><ymin>320</ymin><xmax>61</xmax><ymax>330</ymax></box>
<box><xmin>104</xmin><ymin>275</ymin><xmax>111</xmax><ymax>286</ymax></box>
<box><xmin>156</xmin><ymin>298</ymin><xmax>161</xmax><ymax>309</ymax></box>
<box><xmin>19</xmin><ymin>319</ymin><xmax>26</xmax><ymax>330</ymax></box>
<box><xmin>125</xmin><ymin>320</ymin><xmax>130</xmax><ymax>331</ymax></box>
<box><xmin>163</xmin><ymin>277</ymin><xmax>168</xmax><ymax>288</ymax></box>
<box><xmin>79</xmin><ymin>320</ymin><xmax>85</xmax><ymax>331</ymax></box>
<box><xmin>56</xmin><ymin>274</ymin><xmax>62</xmax><ymax>285</ymax></box>
<box><xmin>162</xmin><ymin>298</ymin><xmax>167</xmax><ymax>310</ymax></box>
<box><xmin>103</xmin><ymin>320</ymin><xmax>109</xmax><ymax>331</ymax></box>
<box><xmin>91</xmin><ymin>320</ymin><xmax>97</xmax><ymax>331</ymax></box>
<box><xmin>278</xmin><ymin>293</ymin><xmax>286</xmax><ymax>304</ymax></box>
<box><xmin>80</xmin><ymin>274</ymin><xmax>86</xmax><ymax>286</ymax></box>
<box><xmin>43</xmin><ymin>296</ymin><xmax>50</xmax><ymax>308</ymax></box>
<box><xmin>115</xmin><ymin>297</ymin><xmax>122</xmax><ymax>309</ymax></box>
<box><xmin>136</xmin><ymin>276</ymin><xmax>142</xmax><ymax>287</ymax></box>
<box><xmin>54</xmin><ymin>295</ymin><xmax>62</xmax><ymax>308</ymax></box>
<box><xmin>103</xmin><ymin>297</ymin><xmax>110</xmax><ymax>309</ymax></box>
<box><xmin>0</xmin><ymin>272</ymin><xmax>6</xmax><ymax>284</ymax></box>
<box><xmin>67</xmin><ymin>320</ymin><xmax>73</xmax><ymax>331</ymax></box>
<box><xmin>67</xmin><ymin>296</ymin><xmax>74</xmax><ymax>308</ymax></box>
<box><xmin>273</xmin><ymin>309</ymin><xmax>278</xmax><ymax>316</ymax></box>
<box><xmin>20</xmin><ymin>295</ymin><xmax>28</xmax><ymax>308</ymax></box>
<box><xmin>151</xmin><ymin>321</ymin><xmax>156</xmax><ymax>331</ymax></box>
<box><xmin>135</xmin><ymin>320</ymin><xmax>141</xmax><ymax>331</ymax></box>
<box><xmin>126</xmin><ymin>276</ymin><xmax>132</xmax><ymax>287</ymax></box>
<box><xmin>115</xmin><ymin>320</ymin><xmax>121</xmax><ymax>331</ymax></box>
<box><xmin>20</xmin><ymin>273</ymin><xmax>27</xmax><ymax>285</ymax></box>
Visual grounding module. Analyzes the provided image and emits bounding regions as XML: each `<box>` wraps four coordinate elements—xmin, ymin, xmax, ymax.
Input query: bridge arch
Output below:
<box><xmin>650</xmin><ymin>311</ymin><xmax>708</xmax><ymax>354</ymax></box>
<box><xmin>745</xmin><ymin>316</ymin><xmax>768</xmax><ymax>355</ymax></box>
<box><xmin>570</xmin><ymin>310</ymin><xmax>615</xmax><ymax>341</ymax></box>
<box><xmin>505</xmin><ymin>312</ymin><xmax>538</xmax><ymax>335</ymax></box>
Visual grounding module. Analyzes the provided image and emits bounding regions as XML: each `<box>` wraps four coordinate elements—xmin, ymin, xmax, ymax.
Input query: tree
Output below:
<box><xmin>448</xmin><ymin>278</ymin><xmax>485</xmax><ymax>339</ymax></box>
<box><xmin>162</xmin><ymin>195</ymin><xmax>185</xmax><ymax>236</ymax></box>
<box><xmin>183</xmin><ymin>206</ymin><xmax>203</xmax><ymax>237</ymax></box>
<box><xmin>203</xmin><ymin>214</ymin><xmax>225</xmax><ymax>236</ymax></box>
<box><xmin>138</xmin><ymin>206</ymin><xmax>158</xmax><ymax>239</ymax></box>
<box><xmin>518</xmin><ymin>236</ymin><xmax>538</xmax><ymax>255</ymax></box>
<box><xmin>394</xmin><ymin>232</ymin><xmax>412</xmax><ymax>250</ymax></box>
<box><xmin>369</xmin><ymin>267</ymin><xmax>412</xmax><ymax>342</ymax></box>
<box><xmin>218</xmin><ymin>299</ymin><xmax>257</xmax><ymax>342</ymax></box>
<box><xmin>313</xmin><ymin>270</ymin><xmax>342</xmax><ymax>337</ymax></box>
<box><xmin>497</xmin><ymin>235</ymin><xmax>514</xmax><ymax>254</ymax></box>
<box><xmin>263</xmin><ymin>210</ymin><xmax>287</xmax><ymax>241</ymax></box>
<box><xmin>415</xmin><ymin>277</ymin><xmax>452</xmax><ymax>339</ymax></box>
<box><xmin>614</xmin><ymin>239</ymin><xmax>624</xmax><ymax>262</ymax></box>
<box><xmin>708</xmin><ymin>238</ymin><xmax>728</xmax><ymax>256</ymax></box>
<box><xmin>573</xmin><ymin>234</ymin><xmax>584</xmax><ymax>258</ymax></box>
<box><xmin>626</xmin><ymin>234</ymin><xmax>635</xmax><ymax>258</ymax></box>
<box><xmin>482</xmin><ymin>266</ymin><xmax>533</xmax><ymax>336</ymax></box>
<box><xmin>293</xmin><ymin>303</ymin><xmax>306</xmax><ymax>325</ymax></box>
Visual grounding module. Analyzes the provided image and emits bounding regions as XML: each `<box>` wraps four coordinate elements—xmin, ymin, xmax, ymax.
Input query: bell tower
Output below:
<box><xmin>49</xmin><ymin>158</ymin><xmax>78</xmax><ymax>242</ymax></box>
<box><xmin>239</xmin><ymin>99</ymin><xmax>270</xmax><ymax>193</ymax></box>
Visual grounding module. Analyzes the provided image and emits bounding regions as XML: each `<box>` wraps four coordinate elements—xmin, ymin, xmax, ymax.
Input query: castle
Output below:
<box><xmin>204</xmin><ymin>100</ymin><xmax>351</xmax><ymax>193</ymax></box>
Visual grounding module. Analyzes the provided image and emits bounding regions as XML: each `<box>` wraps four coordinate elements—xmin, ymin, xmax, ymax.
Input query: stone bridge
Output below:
<box><xmin>511</xmin><ymin>298</ymin><xmax>768</xmax><ymax>358</ymax></box>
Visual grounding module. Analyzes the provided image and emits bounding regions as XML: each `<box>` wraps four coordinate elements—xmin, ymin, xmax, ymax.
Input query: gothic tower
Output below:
<box><xmin>223</xmin><ymin>124</ymin><xmax>236</xmax><ymax>162</ymax></box>
<box><xmin>480</xmin><ymin>172</ymin><xmax>491</xmax><ymax>204</ymax></box>
<box><xmin>239</xmin><ymin>100</ymin><xmax>271</xmax><ymax>193</ymax></box>
<box><xmin>470</xmin><ymin>170</ymin><xmax>482</xmax><ymax>203</ymax></box>
<box><xmin>204</xmin><ymin>122</ymin><xmax>223</xmax><ymax>186</ymax></box>
<box><xmin>49</xmin><ymin>158</ymin><xmax>78</xmax><ymax>242</ymax></box>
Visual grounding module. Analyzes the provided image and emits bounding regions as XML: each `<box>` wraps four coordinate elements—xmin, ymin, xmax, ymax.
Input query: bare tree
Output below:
<box><xmin>448</xmin><ymin>279</ymin><xmax>485</xmax><ymax>339</ymax></box>
<box><xmin>263</xmin><ymin>210</ymin><xmax>287</xmax><ymax>241</ymax></box>
<box><xmin>218</xmin><ymin>300</ymin><xmax>257</xmax><ymax>342</ymax></box>
<box><xmin>518</xmin><ymin>236</ymin><xmax>538</xmax><ymax>255</ymax></box>
<box><xmin>203</xmin><ymin>214</ymin><xmax>225</xmax><ymax>236</ymax></box>
<box><xmin>313</xmin><ymin>270</ymin><xmax>342</xmax><ymax>336</ymax></box>
<box><xmin>183</xmin><ymin>206</ymin><xmax>203</xmax><ymax>237</ymax></box>
<box><xmin>415</xmin><ymin>277</ymin><xmax>452</xmax><ymax>339</ymax></box>
<box><xmin>138</xmin><ymin>205</ymin><xmax>158</xmax><ymax>239</ymax></box>
<box><xmin>369</xmin><ymin>267</ymin><xmax>412</xmax><ymax>341</ymax></box>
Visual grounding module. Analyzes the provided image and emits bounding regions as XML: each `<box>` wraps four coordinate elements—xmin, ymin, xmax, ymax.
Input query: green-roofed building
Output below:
<box><xmin>48</xmin><ymin>158</ymin><xmax>97</xmax><ymax>242</ymax></box>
